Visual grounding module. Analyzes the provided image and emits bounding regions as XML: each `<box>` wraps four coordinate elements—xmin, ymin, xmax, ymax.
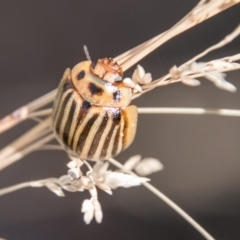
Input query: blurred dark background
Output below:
<box><xmin>0</xmin><ymin>1</ymin><xmax>239</xmax><ymax>239</ymax></box>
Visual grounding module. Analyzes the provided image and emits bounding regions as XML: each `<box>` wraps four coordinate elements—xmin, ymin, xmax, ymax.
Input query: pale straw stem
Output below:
<box><xmin>117</xmin><ymin>0</ymin><xmax>240</xmax><ymax>71</ymax></box>
<box><xmin>0</xmin><ymin>117</ymin><xmax>52</xmax><ymax>166</ymax></box>
<box><xmin>17</xmin><ymin>133</ymin><xmax>55</xmax><ymax>158</ymax></box>
<box><xmin>0</xmin><ymin>2</ymin><xmax>238</xmax><ymax>135</ymax></box>
<box><xmin>138</xmin><ymin>108</ymin><xmax>240</xmax><ymax>117</ymax></box>
<box><xmin>2</xmin><ymin>106</ymin><xmax>240</xmax><ymax>171</ymax></box>
<box><xmin>0</xmin><ymin>90</ymin><xmax>56</xmax><ymax>134</ymax></box>
<box><xmin>38</xmin><ymin>145</ymin><xmax>64</xmax><ymax>151</ymax></box>
<box><xmin>27</xmin><ymin>89</ymin><xmax>56</xmax><ymax>112</ymax></box>
<box><xmin>115</xmin><ymin>0</ymin><xmax>239</xmax><ymax>66</ymax></box>
<box><xmin>0</xmin><ymin>133</ymin><xmax>55</xmax><ymax>171</ymax></box>
<box><xmin>0</xmin><ymin>178</ymin><xmax>60</xmax><ymax>197</ymax></box>
<box><xmin>0</xmin><ymin>182</ymin><xmax>38</xmax><ymax>196</ymax></box>
<box><xmin>136</xmin><ymin>54</ymin><xmax>240</xmax><ymax>98</ymax></box>
<box><xmin>181</xmin><ymin>24</ymin><xmax>240</xmax><ymax>68</ymax></box>
<box><xmin>28</xmin><ymin>108</ymin><xmax>52</xmax><ymax>118</ymax></box>
<box><xmin>108</xmin><ymin>157</ymin><xmax>215</xmax><ymax>240</ymax></box>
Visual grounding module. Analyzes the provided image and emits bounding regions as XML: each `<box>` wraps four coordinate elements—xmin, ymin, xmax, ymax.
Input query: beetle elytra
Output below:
<box><xmin>52</xmin><ymin>58</ymin><xmax>138</xmax><ymax>161</ymax></box>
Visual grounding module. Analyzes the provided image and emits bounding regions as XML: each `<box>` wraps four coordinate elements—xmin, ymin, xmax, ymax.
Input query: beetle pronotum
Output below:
<box><xmin>52</xmin><ymin>58</ymin><xmax>138</xmax><ymax>161</ymax></box>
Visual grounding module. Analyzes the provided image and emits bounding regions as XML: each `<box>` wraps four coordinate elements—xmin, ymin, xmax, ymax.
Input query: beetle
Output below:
<box><xmin>52</xmin><ymin>58</ymin><xmax>138</xmax><ymax>161</ymax></box>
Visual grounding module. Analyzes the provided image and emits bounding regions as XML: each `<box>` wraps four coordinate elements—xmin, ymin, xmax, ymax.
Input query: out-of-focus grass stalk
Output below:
<box><xmin>0</xmin><ymin>156</ymin><xmax>215</xmax><ymax>240</ymax></box>
<box><xmin>0</xmin><ymin>14</ymin><xmax>240</xmax><ymax>170</ymax></box>
<box><xmin>0</xmin><ymin>2</ymin><xmax>239</xmax><ymax>238</ymax></box>
<box><xmin>138</xmin><ymin>108</ymin><xmax>240</xmax><ymax>116</ymax></box>
<box><xmin>0</xmin><ymin>1</ymin><xmax>238</xmax><ymax>134</ymax></box>
<box><xmin>108</xmin><ymin>158</ymin><xmax>215</xmax><ymax>240</ymax></box>
<box><xmin>0</xmin><ymin>118</ymin><xmax>53</xmax><ymax>170</ymax></box>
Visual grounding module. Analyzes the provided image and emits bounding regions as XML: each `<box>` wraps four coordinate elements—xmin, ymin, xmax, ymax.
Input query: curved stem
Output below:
<box><xmin>108</xmin><ymin>157</ymin><xmax>215</xmax><ymax>240</ymax></box>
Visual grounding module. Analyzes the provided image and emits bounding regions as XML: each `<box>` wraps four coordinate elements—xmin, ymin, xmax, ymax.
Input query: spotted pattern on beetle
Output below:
<box><xmin>52</xmin><ymin>59</ymin><xmax>138</xmax><ymax>161</ymax></box>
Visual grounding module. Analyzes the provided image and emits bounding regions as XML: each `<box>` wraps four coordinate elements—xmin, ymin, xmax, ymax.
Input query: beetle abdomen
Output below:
<box><xmin>52</xmin><ymin>70</ymin><xmax>138</xmax><ymax>161</ymax></box>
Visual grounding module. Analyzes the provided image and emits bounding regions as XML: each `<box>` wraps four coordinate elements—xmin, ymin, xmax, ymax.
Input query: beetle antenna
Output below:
<box><xmin>83</xmin><ymin>45</ymin><xmax>91</xmax><ymax>61</ymax></box>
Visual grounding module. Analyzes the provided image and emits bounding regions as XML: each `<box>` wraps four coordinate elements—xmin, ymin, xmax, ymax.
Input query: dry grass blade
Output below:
<box><xmin>107</xmin><ymin>158</ymin><xmax>215</xmax><ymax>240</ymax></box>
<box><xmin>0</xmin><ymin>90</ymin><xmax>56</xmax><ymax>134</ymax></box>
<box><xmin>1</xmin><ymin>1</ymin><xmax>239</xmax><ymax>135</ymax></box>
<box><xmin>138</xmin><ymin>108</ymin><xmax>240</xmax><ymax>116</ymax></box>
<box><xmin>0</xmin><ymin>117</ymin><xmax>53</xmax><ymax>170</ymax></box>
<box><xmin>0</xmin><ymin>0</ymin><xmax>239</xmax><ymax>179</ymax></box>
<box><xmin>0</xmin><ymin>1</ymin><xmax>239</xmax><ymax>239</ymax></box>
<box><xmin>0</xmin><ymin>157</ymin><xmax>215</xmax><ymax>240</ymax></box>
<box><xmin>133</xmin><ymin>25</ymin><xmax>240</xmax><ymax>98</ymax></box>
<box><xmin>115</xmin><ymin>0</ymin><xmax>240</xmax><ymax>71</ymax></box>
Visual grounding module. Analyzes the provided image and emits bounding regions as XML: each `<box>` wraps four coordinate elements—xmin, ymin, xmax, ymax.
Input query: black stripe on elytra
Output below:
<box><xmin>100</xmin><ymin>108</ymin><xmax>121</xmax><ymax>158</ymax></box>
<box><xmin>112</xmin><ymin>108</ymin><xmax>121</xmax><ymax>123</ymax></box>
<box><xmin>87</xmin><ymin>113</ymin><xmax>109</xmax><ymax>159</ymax></box>
<box><xmin>76</xmin><ymin>113</ymin><xmax>99</xmax><ymax>154</ymax></box>
<box><xmin>53</xmin><ymin>77</ymin><xmax>73</xmax><ymax>119</ymax></box>
<box><xmin>70</xmin><ymin>100</ymin><xmax>92</xmax><ymax>148</ymax></box>
<box><xmin>88</xmin><ymin>83</ymin><xmax>103</xmax><ymax>95</ymax></box>
<box><xmin>112</xmin><ymin>123</ymin><xmax>121</xmax><ymax>157</ymax></box>
<box><xmin>52</xmin><ymin>83</ymin><xmax>67</xmax><ymax>119</ymax></box>
<box><xmin>77</xmin><ymin>70</ymin><xmax>85</xmax><ymax>80</ymax></box>
<box><xmin>100</xmin><ymin>121</ymin><xmax>116</xmax><ymax>159</ymax></box>
<box><xmin>52</xmin><ymin>93</ymin><xmax>62</xmax><ymax>120</ymax></box>
<box><xmin>82</xmin><ymin>100</ymin><xmax>92</xmax><ymax>110</ymax></box>
<box><xmin>62</xmin><ymin>99</ymin><xmax>76</xmax><ymax>147</ymax></box>
<box><xmin>54</xmin><ymin>92</ymin><xmax>73</xmax><ymax>135</ymax></box>
<box><xmin>63</xmin><ymin>79</ymin><xmax>74</xmax><ymax>90</ymax></box>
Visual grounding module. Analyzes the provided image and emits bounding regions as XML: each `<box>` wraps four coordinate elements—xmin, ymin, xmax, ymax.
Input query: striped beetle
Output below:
<box><xmin>52</xmin><ymin>58</ymin><xmax>138</xmax><ymax>161</ymax></box>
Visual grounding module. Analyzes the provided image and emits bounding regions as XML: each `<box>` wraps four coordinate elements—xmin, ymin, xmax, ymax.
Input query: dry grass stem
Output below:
<box><xmin>182</xmin><ymin>24</ymin><xmax>240</xmax><ymax>66</ymax></box>
<box><xmin>0</xmin><ymin>91</ymin><xmax>56</xmax><ymax>134</ymax></box>
<box><xmin>138</xmin><ymin>108</ymin><xmax>240</xmax><ymax>117</ymax></box>
<box><xmin>133</xmin><ymin>26</ymin><xmax>240</xmax><ymax>98</ymax></box>
<box><xmin>116</xmin><ymin>0</ymin><xmax>240</xmax><ymax>71</ymax></box>
<box><xmin>1</xmin><ymin>1</ymin><xmax>239</xmax><ymax>135</ymax></box>
<box><xmin>0</xmin><ymin>118</ymin><xmax>53</xmax><ymax>170</ymax></box>
<box><xmin>0</xmin><ymin>178</ymin><xmax>60</xmax><ymax>197</ymax></box>
<box><xmin>108</xmin><ymin>158</ymin><xmax>215</xmax><ymax>240</ymax></box>
<box><xmin>0</xmin><ymin>156</ymin><xmax>214</xmax><ymax>240</ymax></box>
<box><xmin>0</xmin><ymin>1</ymin><xmax>239</xmax><ymax>239</ymax></box>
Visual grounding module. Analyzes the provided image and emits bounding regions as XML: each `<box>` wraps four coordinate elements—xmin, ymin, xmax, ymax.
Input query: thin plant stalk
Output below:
<box><xmin>1</xmin><ymin>1</ymin><xmax>239</xmax><ymax>135</ymax></box>
<box><xmin>0</xmin><ymin>117</ymin><xmax>52</xmax><ymax>170</ymax></box>
<box><xmin>0</xmin><ymin>178</ymin><xmax>60</xmax><ymax>196</ymax></box>
<box><xmin>107</xmin><ymin>158</ymin><xmax>215</xmax><ymax>240</ymax></box>
<box><xmin>117</xmin><ymin>1</ymin><xmax>240</xmax><ymax>71</ymax></box>
<box><xmin>0</xmin><ymin>156</ymin><xmax>215</xmax><ymax>240</ymax></box>
<box><xmin>0</xmin><ymin>2</ymin><xmax>239</xmax><ymax>238</ymax></box>
<box><xmin>2</xmin><ymin>106</ymin><xmax>240</xmax><ymax>171</ymax></box>
<box><xmin>0</xmin><ymin>92</ymin><xmax>55</xmax><ymax>134</ymax></box>
<box><xmin>181</xmin><ymin>24</ymin><xmax>240</xmax><ymax>67</ymax></box>
<box><xmin>138</xmin><ymin>107</ymin><xmax>240</xmax><ymax>117</ymax></box>
<box><xmin>137</xmin><ymin>26</ymin><xmax>240</xmax><ymax>96</ymax></box>
<box><xmin>115</xmin><ymin>0</ymin><xmax>239</xmax><ymax>68</ymax></box>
